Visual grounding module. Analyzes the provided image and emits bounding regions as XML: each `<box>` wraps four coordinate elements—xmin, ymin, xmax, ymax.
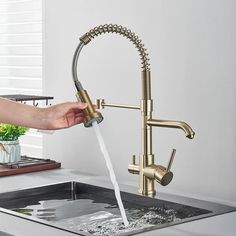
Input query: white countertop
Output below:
<box><xmin>0</xmin><ymin>168</ymin><xmax>235</xmax><ymax>236</ymax></box>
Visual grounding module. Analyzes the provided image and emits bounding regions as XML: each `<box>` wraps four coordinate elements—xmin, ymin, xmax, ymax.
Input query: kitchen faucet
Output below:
<box><xmin>72</xmin><ymin>24</ymin><xmax>195</xmax><ymax>197</ymax></box>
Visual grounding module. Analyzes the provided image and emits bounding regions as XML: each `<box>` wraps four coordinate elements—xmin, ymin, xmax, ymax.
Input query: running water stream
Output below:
<box><xmin>92</xmin><ymin>121</ymin><xmax>129</xmax><ymax>227</ymax></box>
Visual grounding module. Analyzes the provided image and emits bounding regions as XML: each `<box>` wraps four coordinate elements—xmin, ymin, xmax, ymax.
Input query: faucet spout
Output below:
<box><xmin>147</xmin><ymin>119</ymin><xmax>195</xmax><ymax>139</ymax></box>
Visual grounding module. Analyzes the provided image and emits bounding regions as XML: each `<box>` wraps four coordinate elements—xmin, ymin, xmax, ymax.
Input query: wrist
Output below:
<box><xmin>36</xmin><ymin>107</ymin><xmax>50</xmax><ymax>129</ymax></box>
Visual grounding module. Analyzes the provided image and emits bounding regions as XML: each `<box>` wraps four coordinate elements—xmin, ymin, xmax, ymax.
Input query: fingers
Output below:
<box><xmin>74</xmin><ymin>116</ymin><xmax>86</xmax><ymax>125</ymax></box>
<box><xmin>75</xmin><ymin>112</ymin><xmax>85</xmax><ymax>118</ymax></box>
<box><xmin>64</xmin><ymin>101</ymin><xmax>99</xmax><ymax>113</ymax></box>
<box><xmin>65</xmin><ymin>102</ymin><xmax>88</xmax><ymax>110</ymax></box>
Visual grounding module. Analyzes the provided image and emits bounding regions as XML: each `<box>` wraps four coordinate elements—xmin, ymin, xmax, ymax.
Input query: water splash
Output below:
<box><xmin>92</xmin><ymin>121</ymin><xmax>129</xmax><ymax>227</ymax></box>
<box><xmin>58</xmin><ymin>207</ymin><xmax>178</xmax><ymax>236</ymax></box>
<box><xmin>14</xmin><ymin>200</ymin><xmax>178</xmax><ymax>235</ymax></box>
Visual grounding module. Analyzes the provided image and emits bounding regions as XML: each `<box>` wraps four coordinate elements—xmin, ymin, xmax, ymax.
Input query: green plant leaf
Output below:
<box><xmin>0</xmin><ymin>123</ymin><xmax>28</xmax><ymax>141</ymax></box>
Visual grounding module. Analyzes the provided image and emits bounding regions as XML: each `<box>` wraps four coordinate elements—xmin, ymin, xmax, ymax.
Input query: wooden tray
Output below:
<box><xmin>0</xmin><ymin>156</ymin><xmax>61</xmax><ymax>177</ymax></box>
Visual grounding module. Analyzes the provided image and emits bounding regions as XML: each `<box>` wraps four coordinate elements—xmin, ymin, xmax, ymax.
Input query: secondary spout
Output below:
<box><xmin>147</xmin><ymin>119</ymin><xmax>195</xmax><ymax>139</ymax></box>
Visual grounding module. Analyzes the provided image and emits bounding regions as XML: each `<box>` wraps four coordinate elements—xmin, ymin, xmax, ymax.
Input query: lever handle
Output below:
<box><xmin>132</xmin><ymin>155</ymin><xmax>136</xmax><ymax>165</ymax></box>
<box><xmin>167</xmin><ymin>149</ymin><xmax>176</xmax><ymax>172</ymax></box>
<box><xmin>128</xmin><ymin>155</ymin><xmax>140</xmax><ymax>175</ymax></box>
<box><xmin>143</xmin><ymin>149</ymin><xmax>176</xmax><ymax>186</ymax></box>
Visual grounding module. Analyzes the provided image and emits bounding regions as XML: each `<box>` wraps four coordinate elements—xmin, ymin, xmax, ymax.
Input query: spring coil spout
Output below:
<box><xmin>79</xmin><ymin>24</ymin><xmax>151</xmax><ymax>71</ymax></box>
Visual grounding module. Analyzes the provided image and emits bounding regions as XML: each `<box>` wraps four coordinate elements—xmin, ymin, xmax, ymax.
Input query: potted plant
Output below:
<box><xmin>0</xmin><ymin>124</ymin><xmax>28</xmax><ymax>163</ymax></box>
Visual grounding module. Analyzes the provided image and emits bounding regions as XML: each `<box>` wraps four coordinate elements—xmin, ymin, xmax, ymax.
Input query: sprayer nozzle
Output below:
<box><xmin>76</xmin><ymin>90</ymin><xmax>103</xmax><ymax>128</ymax></box>
<box><xmin>84</xmin><ymin>111</ymin><xmax>103</xmax><ymax>127</ymax></box>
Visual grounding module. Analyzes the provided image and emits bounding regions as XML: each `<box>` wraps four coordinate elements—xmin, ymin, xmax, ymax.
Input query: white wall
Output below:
<box><xmin>43</xmin><ymin>0</ymin><xmax>236</xmax><ymax>202</ymax></box>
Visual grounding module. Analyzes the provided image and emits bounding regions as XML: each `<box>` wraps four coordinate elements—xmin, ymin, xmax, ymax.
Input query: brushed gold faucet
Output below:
<box><xmin>72</xmin><ymin>24</ymin><xmax>195</xmax><ymax>197</ymax></box>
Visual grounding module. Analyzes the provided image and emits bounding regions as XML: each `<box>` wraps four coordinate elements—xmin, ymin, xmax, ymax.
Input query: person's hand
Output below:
<box><xmin>42</xmin><ymin>102</ymin><xmax>87</xmax><ymax>130</ymax></box>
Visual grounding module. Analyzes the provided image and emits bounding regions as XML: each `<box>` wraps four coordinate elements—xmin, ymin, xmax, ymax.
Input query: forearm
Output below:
<box><xmin>0</xmin><ymin>98</ymin><xmax>45</xmax><ymax>129</ymax></box>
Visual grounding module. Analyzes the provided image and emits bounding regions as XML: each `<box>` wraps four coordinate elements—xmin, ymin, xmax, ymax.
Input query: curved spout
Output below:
<box><xmin>72</xmin><ymin>41</ymin><xmax>85</xmax><ymax>91</ymax></box>
<box><xmin>147</xmin><ymin>119</ymin><xmax>195</xmax><ymax>139</ymax></box>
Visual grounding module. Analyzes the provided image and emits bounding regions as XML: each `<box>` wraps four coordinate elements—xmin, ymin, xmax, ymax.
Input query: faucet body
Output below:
<box><xmin>72</xmin><ymin>24</ymin><xmax>195</xmax><ymax>197</ymax></box>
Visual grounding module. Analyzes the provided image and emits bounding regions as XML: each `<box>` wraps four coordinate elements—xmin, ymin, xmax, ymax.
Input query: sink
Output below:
<box><xmin>0</xmin><ymin>181</ymin><xmax>235</xmax><ymax>235</ymax></box>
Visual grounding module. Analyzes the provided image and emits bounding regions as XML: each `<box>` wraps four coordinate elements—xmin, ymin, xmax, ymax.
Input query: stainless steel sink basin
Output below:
<box><xmin>0</xmin><ymin>181</ymin><xmax>235</xmax><ymax>236</ymax></box>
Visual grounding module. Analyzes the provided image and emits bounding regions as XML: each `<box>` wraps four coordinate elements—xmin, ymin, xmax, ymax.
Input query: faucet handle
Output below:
<box><xmin>166</xmin><ymin>149</ymin><xmax>176</xmax><ymax>172</ymax></box>
<box><xmin>132</xmin><ymin>155</ymin><xmax>136</xmax><ymax>165</ymax></box>
<box><xmin>128</xmin><ymin>155</ymin><xmax>140</xmax><ymax>175</ymax></box>
<box><xmin>143</xmin><ymin>149</ymin><xmax>176</xmax><ymax>186</ymax></box>
<box><xmin>156</xmin><ymin>148</ymin><xmax>176</xmax><ymax>186</ymax></box>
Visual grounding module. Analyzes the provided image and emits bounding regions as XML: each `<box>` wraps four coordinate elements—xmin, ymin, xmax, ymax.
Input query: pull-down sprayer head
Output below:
<box><xmin>76</xmin><ymin>89</ymin><xmax>103</xmax><ymax>127</ymax></box>
<box><xmin>72</xmin><ymin>41</ymin><xmax>103</xmax><ymax>127</ymax></box>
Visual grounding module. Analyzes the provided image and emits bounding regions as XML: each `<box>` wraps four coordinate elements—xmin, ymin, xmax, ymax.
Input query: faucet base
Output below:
<box><xmin>138</xmin><ymin>189</ymin><xmax>156</xmax><ymax>198</ymax></box>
